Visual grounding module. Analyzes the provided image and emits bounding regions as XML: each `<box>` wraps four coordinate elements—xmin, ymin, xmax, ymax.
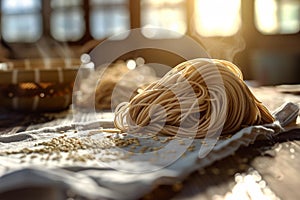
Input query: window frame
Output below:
<box><xmin>0</xmin><ymin>0</ymin><xmax>298</xmax><ymax>61</ymax></box>
<box><xmin>0</xmin><ymin>0</ymin><xmax>193</xmax><ymax>45</ymax></box>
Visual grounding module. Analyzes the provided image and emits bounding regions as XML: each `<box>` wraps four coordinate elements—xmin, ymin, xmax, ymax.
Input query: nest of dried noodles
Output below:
<box><xmin>114</xmin><ymin>58</ymin><xmax>274</xmax><ymax>138</ymax></box>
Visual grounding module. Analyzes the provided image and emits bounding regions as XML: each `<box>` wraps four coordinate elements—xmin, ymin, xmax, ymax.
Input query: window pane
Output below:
<box><xmin>91</xmin><ymin>0</ymin><xmax>127</xmax><ymax>4</ymax></box>
<box><xmin>281</xmin><ymin>2</ymin><xmax>300</xmax><ymax>33</ymax></box>
<box><xmin>51</xmin><ymin>0</ymin><xmax>82</xmax><ymax>8</ymax></box>
<box><xmin>255</xmin><ymin>0</ymin><xmax>300</xmax><ymax>34</ymax></box>
<box><xmin>141</xmin><ymin>0</ymin><xmax>187</xmax><ymax>38</ymax></box>
<box><xmin>255</xmin><ymin>0</ymin><xmax>279</xmax><ymax>34</ymax></box>
<box><xmin>51</xmin><ymin>9</ymin><xmax>85</xmax><ymax>41</ymax></box>
<box><xmin>1</xmin><ymin>0</ymin><xmax>41</xmax><ymax>14</ymax></box>
<box><xmin>194</xmin><ymin>0</ymin><xmax>241</xmax><ymax>37</ymax></box>
<box><xmin>2</xmin><ymin>14</ymin><xmax>42</xmax><ymax>42</ymax></box>
<box><xmin>90</xmin><ymin>0</ymin><xmax>130</xmax><ymax>39</ymax></box>
<box><xmin>1</xmin><ymin>0</ymin><xmax>42</xmax><ymax>42</ymax></box>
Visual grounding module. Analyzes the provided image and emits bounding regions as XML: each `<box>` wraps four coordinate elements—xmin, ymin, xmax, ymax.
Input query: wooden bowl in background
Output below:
<box><xmin>0</xmin><ymin>58</ymin><xmax>81</xmax><ymax>112</ymax></box>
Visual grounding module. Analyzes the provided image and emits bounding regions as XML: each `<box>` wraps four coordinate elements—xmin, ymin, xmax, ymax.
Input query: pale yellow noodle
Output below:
<box><xmin>114</xmin><ymin>58</ymin><xmax>274</xmax><ymax>138</ymax></box>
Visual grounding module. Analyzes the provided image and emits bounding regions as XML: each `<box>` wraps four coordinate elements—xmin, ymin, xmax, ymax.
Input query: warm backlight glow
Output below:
<box><xmin>141</xmin><ymin>0</ymin><xmax>186</xmax><ymax>38</ymax></box>
<box><xmin>255</xmin><ymin>0</ymin><xmax>300</xmax><ymax>34</ymax></box>
<box><xmin>255</xmin><ymin>0</ymin><xmax>278</xmax><ymax>34</ymax></box>
<box><xmin>195</xmin><ymin>0</ymin><xmax>241</xmax><ymax>37</ymax></box>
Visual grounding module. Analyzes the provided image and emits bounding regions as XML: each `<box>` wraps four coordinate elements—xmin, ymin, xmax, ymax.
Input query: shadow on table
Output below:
<box><xmin>0</xmin><ymin>108</ymin><xmax>64</xmax><ymax>135</ymax></box>
<box><xmin>142</xmin><ymin>128</ymin><xmax>300</xmax><ymax>200</ymax></box>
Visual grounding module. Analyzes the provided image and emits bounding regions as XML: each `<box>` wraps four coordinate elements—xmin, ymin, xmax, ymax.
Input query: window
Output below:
<box><xmin>194</xmin><ymin>0</ymin><xmax>241</xmax><ymax>37</ymax></box>
<box><xmin>50</xmin><ymin>0</ymin><xmax>85</xmax><ymax>42</ymax></box>
<box><xmin>1</xmin><ymin>0</ymin><xmax>42</xmax><ymax>42</ymax></box>
<box><xmin>90</xmin><ymin>0</ymin><xmax>130</xmax><ymax>39</ymax></box>
<box><xmin>255</xmin><ymin>0</ymin><xmax>300</xmax><ymax>34</ymax></box>
<box><xmin>141</xmin><ymin>0</ymin><xmax>187</xmax><ymax>39</ymax></box>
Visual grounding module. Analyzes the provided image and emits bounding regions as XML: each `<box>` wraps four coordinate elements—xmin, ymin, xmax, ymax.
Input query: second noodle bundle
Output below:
<box><xmin>114</xmin><ymin>58</ymin><xmax>274</xmax><ymax>138</ymax></box>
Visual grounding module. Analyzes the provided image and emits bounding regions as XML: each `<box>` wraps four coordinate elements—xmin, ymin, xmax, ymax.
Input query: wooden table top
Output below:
<box><xmin>146</xmin><ymin>86</ymin><xmax>300</xmax><ymax>200</ymax></box>
<box><xmin>0</xmin><ymin>86</ymin><xmax>299</xmax><ymax>200</ymax></box>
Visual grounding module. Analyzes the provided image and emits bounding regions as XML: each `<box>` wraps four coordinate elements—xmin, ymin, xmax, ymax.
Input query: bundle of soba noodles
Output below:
<box><xmin>114</xmin><ymin>58</ymin><xmax>274</xmax><ymax>138</ymax></box>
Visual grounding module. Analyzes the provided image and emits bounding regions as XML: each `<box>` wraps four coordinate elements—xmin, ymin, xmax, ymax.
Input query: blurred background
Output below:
<box><xmin>0</xmin><ymin>0</ymin><xmax>299</xmax><ymax>85</ymax></box>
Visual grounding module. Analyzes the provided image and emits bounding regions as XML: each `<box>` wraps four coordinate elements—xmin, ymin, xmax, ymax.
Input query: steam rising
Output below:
<box><xmin>35</xmin><ymin>38</ymin><xmax>74</xmax><ymax>68</ymax></box>
<box><xmin>195</xmin><ymin>30</ymin><xmax>246</xmax><ymax>62</ymax></box>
